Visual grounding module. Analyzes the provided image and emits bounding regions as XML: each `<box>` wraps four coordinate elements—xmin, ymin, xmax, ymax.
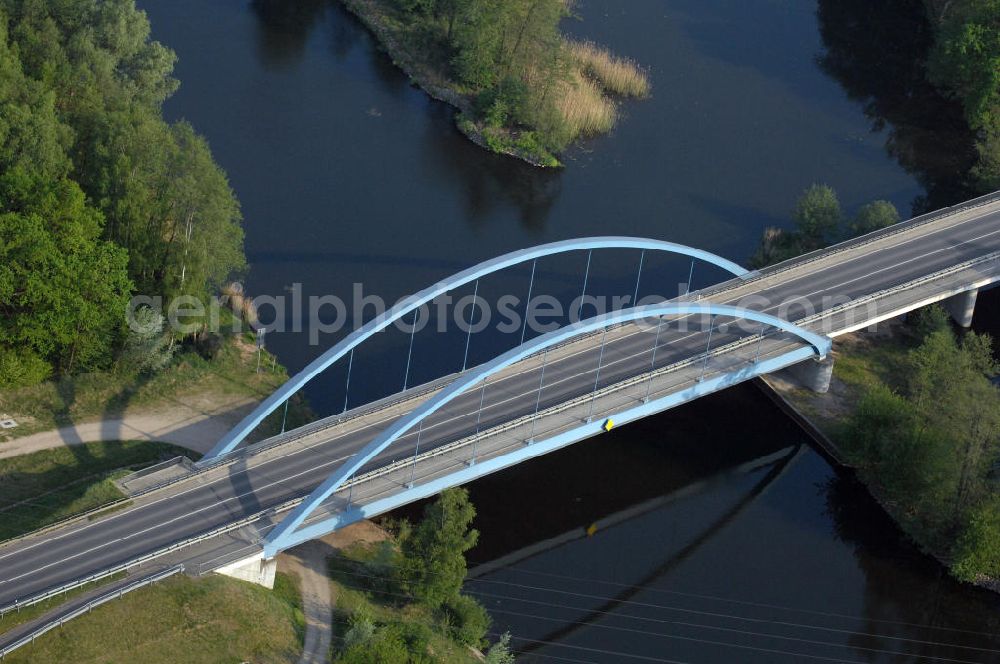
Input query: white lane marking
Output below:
<box><xmin>4</xmin><ymin>210</ymin><xmax>1000</xmax><ymax>578</ymax></box>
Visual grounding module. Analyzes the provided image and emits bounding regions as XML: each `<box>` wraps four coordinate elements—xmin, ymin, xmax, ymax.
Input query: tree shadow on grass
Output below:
<box><xmin>0</xmin><ymin>440</ymin><xmax>190</xmax><ymax>541</ymax></box>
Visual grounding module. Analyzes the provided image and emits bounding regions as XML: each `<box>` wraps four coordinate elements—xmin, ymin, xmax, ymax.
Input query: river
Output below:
<box><xmin>138</xmin><ymin>0</ymin><xmax>1000</xmax><ymax>661</ymax></box>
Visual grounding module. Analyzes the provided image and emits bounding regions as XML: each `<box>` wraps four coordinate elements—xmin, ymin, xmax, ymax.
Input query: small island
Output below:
<box><xmin>342</xmin><ymin>0</ymin><xmax>650</xmax><ymax>167</ymax></box>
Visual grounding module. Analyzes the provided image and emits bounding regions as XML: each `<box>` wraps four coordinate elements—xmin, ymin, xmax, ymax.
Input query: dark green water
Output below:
<box><xmin>138</xmin><ymin>0</ymin><xmax>999</xmax><ymax>660</ymax></box>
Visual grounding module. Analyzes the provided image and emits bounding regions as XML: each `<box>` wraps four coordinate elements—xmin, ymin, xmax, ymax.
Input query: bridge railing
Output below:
<box><xmin>704</xmin><ymin>188</ymin><xmax>1000</xmax><ymax>296</ymax></box>
<box><xmin>203</xmin><ymin>237</ymin><xmax>752</xmax><ymax>462</ymax></box>
<box><xmin>263</xmin><ymin>302</ymin><xmax>830</xmax><ymax>555</ymax></box>
<box><xmin>0</xmin><ymin>565</ymin><xmax>185</xmax><ymax>659</ymax></box>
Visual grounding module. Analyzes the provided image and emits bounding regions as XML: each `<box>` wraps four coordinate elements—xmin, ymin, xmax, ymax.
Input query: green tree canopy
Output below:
<box><xmin>925</xmin><ymin>0</ymin><xmax>1000</xmax><ymax>191</ymax></box>
<box><xmin>0</xmin><ymin>0</ymin><xmax>245</xmax><ymax>383</ymax></box>
<box><xmin>846</xmin><ymin>320</ymin><xmax>1000</xmax><ymax>566</ymax></box>
<box><xmin>0</xmin><ymin>20</ymin><xmax>71</xmax><ymax>180</ymax></box>
<box><xmin>928</xmin><ymin>0</ymin><xmax>1000</xmax><ymax>130</ymax></box>
<box><xmin>0</xmin><ymin>172</ymin><xmax>131</xmax><ymax>378</ymax></box>
<box><xmin>793</xmin><ymin>184</ymin><xmax>842</xmax><ymax>245</ymax></box>
<box><xmin>397</xmin><ymin>487</ymin><xmax>479</xmax><ymax>608</ymax></box>
<box><xmin>851</xmin><ymin>200</ymin><xmax>899</xmax><ymax>235</ymax></box>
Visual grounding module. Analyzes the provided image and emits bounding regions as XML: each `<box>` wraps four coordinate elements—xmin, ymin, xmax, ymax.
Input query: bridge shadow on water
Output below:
<box><xmin>389</xmin><ymin>382</ymin><xmax>806</xmax><ymax>560</ymax></box>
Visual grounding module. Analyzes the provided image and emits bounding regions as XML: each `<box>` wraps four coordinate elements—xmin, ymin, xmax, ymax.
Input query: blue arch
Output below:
<box><xmin>203</xmin><ymin>238</ymin><xmax>749</xmax><ymax>461</ymax></box>
<box><xmin>264</xmin><ymin>302</ymin><xmax>830</xmax><ymax>552</ymax></box>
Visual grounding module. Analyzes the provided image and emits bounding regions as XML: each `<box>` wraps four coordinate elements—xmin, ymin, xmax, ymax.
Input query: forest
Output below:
<box><xmin>925</xmin><ymin>0</ymin><xmax>1000</xmax><ymax>191</ymax></box>
<box><xmin>845</xmin><ymin>307</ymin><xmax>1000</xmax><ymax>583</ymax></box>
<box><xmin>0</xmin><ymin>0</ymin><xmax>244</xmax><ymax>387</ymax></box>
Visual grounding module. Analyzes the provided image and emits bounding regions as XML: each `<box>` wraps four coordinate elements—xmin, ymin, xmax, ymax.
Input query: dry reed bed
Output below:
<box><xmin>556</xmin><ymin>69</ymin><xmax>618</xmax><ymax>138</ymax></box>
<box><xmin>568</xmin><ymin>40</ymin><xmax>651</xmax><ymax>98</ymax></box>
<box><xmin>557</xmin><ymin>40</ymin><xmax>650</xmax><ymax>140</ymax></box>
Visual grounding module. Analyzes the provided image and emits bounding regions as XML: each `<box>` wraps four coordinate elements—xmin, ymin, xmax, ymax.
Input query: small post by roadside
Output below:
<box><xmin>256</xmin><ymin>328</ymin><xmax>266</xmax><ymax>374</ymax></box>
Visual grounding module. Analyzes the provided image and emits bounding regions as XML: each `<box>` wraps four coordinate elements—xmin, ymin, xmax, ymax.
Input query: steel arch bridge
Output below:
<box><xmin>203</xmin><ymin>237</ymin><xmax>751</xmax><ymax>461</ymax></box>
<box><xmin>262</xmin><ymin>301</ymin><xmax>830</xmax><ymax>556</ymax></box>
<box><xmin>198</xmin><ymin>236</ymin><xmax>831</xmax><ymax>558</ymax></box>
<box><xmin>199</xmin><ymin>236</ymin><xmax>831</xmax><ymax>558</ymax></box>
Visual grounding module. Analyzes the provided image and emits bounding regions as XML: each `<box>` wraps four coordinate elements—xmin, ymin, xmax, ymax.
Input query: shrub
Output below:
<box><xmin>194</xmin><ymin>332</ymin><xmax>224</xmax><ymax>360</ymax></box>
<box><xmin>973</xmin><ymin>120</ymin><xmax>1000</xmax><ymax>191</ymax></box>
<box><xmin>793</xmin><ymin>184</ymin><xmax>842</xmax><ymax>244</ymax></box>
<box><xmin>952</xmin><ymin>498</ymin><xmax>1000</xmax><ymax>583</ymax></box>
<box><xmin>0</xmin><ymin>347</ymin><xmax>51</xmax><ymax>388</ymax></box>
<box><xmin>485</xmin><ymin>98</ymin><xmax>510</xmax><ymax>128</ymax></box>
<box><xmin>908</xmin><ymin>304</ymin><xmax>951</xmax><ymax>341</ymax></box>
<box><xmin>397</xmin><ymin>488</ymin><xmax>478</xmax><ymax>608</ymax></box>
<box><xmin>343</xmin><ymin>609</ymin><xmax>376</xmax><ymax>649</ymax></box>
<box><xmin>397</xmin><ymin>619</ymin><xmax>435</xmax><ymax>655</ymax></box>
<box><xmin>851</xmin><ymin>200</ymin><xmax>899</xmax><ymax>235</ymax></box>
<box><xmin>335</xmin><ymin>626</ymin><xmax>409</xmax><ymax>663</ymax></box>
<box><xmin>748</xmin><ymin>226</ymin><xmax>806</xmax><ymax>268</ymax></box>
<box><xmin>443</xmin><ymin>594</ymin><xmax>491</xmax><ymax>647</ymax></box>
<box><xmin>485</xmin><ymin>632</ymin><xmax>517</xmax><ymax>664</ymax></box>
<box><xmin>120</xmin><ymin>306</ymin><xmax>174</xmax><ymax>374</ymax></box>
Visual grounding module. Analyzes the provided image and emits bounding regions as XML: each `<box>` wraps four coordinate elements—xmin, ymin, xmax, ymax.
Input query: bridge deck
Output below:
<box><xmin>2</xmin><ymin>194</ymin><xmax>999</xmax><ymax>618</ymax></box>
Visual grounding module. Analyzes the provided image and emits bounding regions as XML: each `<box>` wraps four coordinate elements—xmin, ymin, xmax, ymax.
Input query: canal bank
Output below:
<box><xmin>765</xmin><ymin>290</ymin><xmax>1000</xmax><ymax>597</ymax></box>
<box><xmin>135</xmin><ymin>0</ymin><xmax>1000</xmax><ymax>660</ymax></box>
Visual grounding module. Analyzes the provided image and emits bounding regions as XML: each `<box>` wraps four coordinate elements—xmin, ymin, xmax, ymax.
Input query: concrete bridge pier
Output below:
<box><xmin>943</xmin><ymin>288</ymin><xmax>978</xmax><ymax>327</ymax></box>
<box><xmin>780</xmin><ymin>356</ymin><xmax>835</xmax><ymax>394</ymax></box>
<box><xmin>215</xmin><ymin>553</ymin><xmax>276</xmax><ymax>588</ymax></box>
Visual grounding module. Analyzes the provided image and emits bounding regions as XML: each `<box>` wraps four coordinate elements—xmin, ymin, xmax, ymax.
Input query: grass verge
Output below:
<box><xmin>0</xmin><ymin>441</ymin><xmax>192</xmax><ymax>542</ymax></box>
<box><xmin>0</xmin><ymin>335</ymin><xmax>299</xmax><ymax>442</ymax></box>
<box><xmin>2</xmin><ymin>574</ymin><xmax>304</xmax><ymax>664</ymax></box>
<box><xmin>0</xmin><ymin>572</ymin><xmax>127</xmax><ymax>636</ymax></box>
<box><xmin>273</xmin><ymin>571</ymin><xmax>307</xmax><ymax>647</ymax></box>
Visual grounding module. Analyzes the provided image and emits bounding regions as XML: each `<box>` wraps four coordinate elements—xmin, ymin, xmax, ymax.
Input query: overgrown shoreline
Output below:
<box><xmin>749</xmin><ymin>182</ymin><xmax>1000</xmax><ymax>593</ymax></box>
<box><xmin>772</xmin><ymin>318</ymin><xmax>1000</xmax><ymax>593</ymax></box>
<box><xmin>340</xmin><ymin>0</ymin><xmax>649</xmax><ymax>167</ymax></box>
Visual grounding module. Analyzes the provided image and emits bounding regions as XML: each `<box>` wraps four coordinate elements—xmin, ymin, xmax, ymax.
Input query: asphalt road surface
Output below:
<box><xmin>2</xmin><ymin>194</ymin><xmax>999</xmax><ymax>609</ymax></box>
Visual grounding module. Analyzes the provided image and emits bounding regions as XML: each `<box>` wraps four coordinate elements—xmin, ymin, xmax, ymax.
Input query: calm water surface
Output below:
<box><xmin>139</xmin><ymin>0</ymin><xmax>999</xmax><ymax>660</ymax></box>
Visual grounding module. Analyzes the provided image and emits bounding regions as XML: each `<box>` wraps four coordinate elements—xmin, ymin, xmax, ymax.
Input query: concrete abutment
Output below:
<box><xmin>943</xmin><ymin>288</ymin><xmax>978</xmax><ymax>328</ymax></box>
<box><xmin>778</xmin><ymin>356</ymin><xmax>835</xmax><ymax>394</ymax></box>
<box><xmin>214</xmin><ymin>553</ymin><xmax>276</xmax><ymax>588</ymax></box>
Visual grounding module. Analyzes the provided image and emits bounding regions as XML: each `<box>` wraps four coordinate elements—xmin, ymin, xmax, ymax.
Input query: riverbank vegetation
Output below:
<box><xmin>751</xmin><ymin>182</ymin><xmax>1000</xmax><ymax>586</ymax></box>
<box><xmin>342</xmin><ymin>0</ymin><xmax>649</xmax><ymax>167</ymax></box>
<box><xmin>329</xmin><ymin>489</ymin><xmax>514</xmax><ymax>663</ymax></box>
<box><xmin>841</xmin><ymin>309</ymin><xmax>1000</xmax><ymax>585</ymax></box>
<box><xmin>2</xmin><ymin>574</ymin><xmax>304</xmax><ymax>664</ymax></box>
<box><xmin>749</xmin><ymin>184</ymin><xmax>900</xmax><ymax>267</ymax></box>
<box><xmin>924</xmin><ymin>0</ymin><xmax>1000</xmax><ymax>191</ymax></box>
<box><xmin>778</xmin><ymin>310</ymin><xmax>1000</xmax><ymax>587</ymax></box>
<box><xmin>0</xmin><ymin>1</ymin><xmax>247</xmax><ymax>391</ymax></box>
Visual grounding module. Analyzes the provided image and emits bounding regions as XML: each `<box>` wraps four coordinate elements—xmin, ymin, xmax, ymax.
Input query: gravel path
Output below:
<box><xmin>279</xmin><ymin>523</ymin><xmax>389</xmax><ymax>664</ymax></box>
<box><xmin>286</xmin><ymin>541</ymin><xmax>336</xmax><ymax>664</ymax></box>
<box><xmin>0</xmin><ymin>394</ymin><xmax>257</xmax><ymax>459</ymax></box>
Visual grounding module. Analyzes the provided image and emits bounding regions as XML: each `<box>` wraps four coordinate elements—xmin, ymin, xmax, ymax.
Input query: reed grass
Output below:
<box><xmin>568</xmin><ymin>40</ymin><xmax>650</xmax><ymax>98</ymax></box>
<box><xmin>555</xmin><ymin>69</ymin><xmax>618</xmax><ymax>139</ymax></box>
<box><xmin>222</xmin><ymin>281</ymin><xmax>258</xmax><ymax>325</ymax></box>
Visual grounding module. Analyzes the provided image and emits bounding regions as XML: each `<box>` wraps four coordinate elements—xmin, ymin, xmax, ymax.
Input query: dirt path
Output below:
<box><xmin>279</xmin><ymin>522</ymin><xmax>389</xmax><ymax>664</ymax></box>
<box><xmin>285</xmin><ymin>541</ymin><xmax>335</xmax><ymax>664</ymax></box>
<box><xmin>0</xmin><ymin>393</ymin><xmax>257</xmax><ymax>459</ymax></box>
